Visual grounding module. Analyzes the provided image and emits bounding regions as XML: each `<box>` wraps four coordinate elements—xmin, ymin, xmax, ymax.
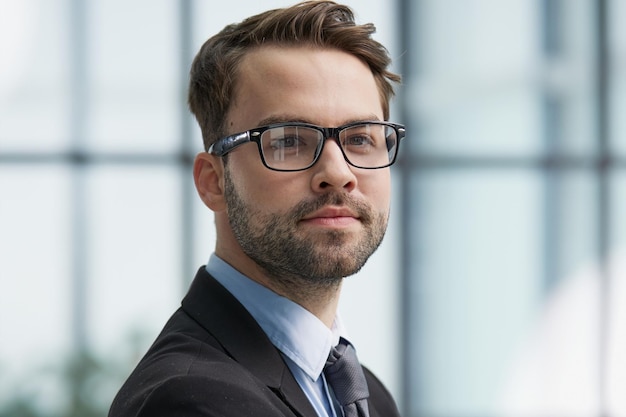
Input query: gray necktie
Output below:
<box><xmin>323</xmin><ymin>338</ymin><xmax>370</xmax><ymax>417</ymax></box>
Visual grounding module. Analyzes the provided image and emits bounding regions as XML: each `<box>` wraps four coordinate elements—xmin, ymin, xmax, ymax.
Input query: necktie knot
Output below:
<box><xmin>324</xmin><ymin>338</ymin><xmax>370</xmax><ymax>417</ymax></box>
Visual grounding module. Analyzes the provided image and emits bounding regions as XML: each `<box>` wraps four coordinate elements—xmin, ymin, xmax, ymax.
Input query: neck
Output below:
<box><xmin>263</xmin><ymin>273</ymin><xmax>343</xmax><ymax>328</ymax></box>
<box><xmin>215</xmin><ymin>249</ymin><xmax>342</xmax><ymax>329</ymax></box>
<box><xmin>214</xmin><ymin>215</ymin><xmax>344</xmax><ymax>328</ymax></box>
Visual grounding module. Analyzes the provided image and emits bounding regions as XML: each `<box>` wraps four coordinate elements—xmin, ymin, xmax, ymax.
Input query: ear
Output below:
<box><xmin>193</xmin><ymin>152</ymin><xmax>227</xmax><ymax>211</ymax></box>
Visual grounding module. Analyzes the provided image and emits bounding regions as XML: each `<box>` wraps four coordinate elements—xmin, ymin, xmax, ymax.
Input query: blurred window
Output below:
<box><xmin>399</xmin><ymin>0</ymin><xmax>626</xmax><ymax>416</ymax></box>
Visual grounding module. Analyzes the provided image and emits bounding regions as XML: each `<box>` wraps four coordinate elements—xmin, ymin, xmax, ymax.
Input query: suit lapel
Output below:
<box><xmin>182</xmin><ymin>267</ymin><xmax>318</xmax><ymax>417</ymax></box>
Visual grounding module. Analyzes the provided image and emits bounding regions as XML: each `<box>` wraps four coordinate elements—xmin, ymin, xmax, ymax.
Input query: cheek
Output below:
<box><xmin>231</xmin><ymin>163</ymin><xmax>305</xmax><ymax>212</ymax></box>
<box><xmin>361</xmin><ymin>173</ymin><xmax>392</xmax><ymax>209</ymax></box>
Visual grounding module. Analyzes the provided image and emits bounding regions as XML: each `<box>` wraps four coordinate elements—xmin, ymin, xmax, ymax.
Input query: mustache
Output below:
<box><xmin>290</xmin><ymin>193</ymin><xmax>373</xmax><ymax>224</ymax></box>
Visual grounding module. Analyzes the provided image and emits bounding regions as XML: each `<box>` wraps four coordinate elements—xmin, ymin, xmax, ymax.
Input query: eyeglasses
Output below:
<box><xmin>208</xmin><ymin>121</ymin><xmax>406</xmax><ymax>172</ymax></box>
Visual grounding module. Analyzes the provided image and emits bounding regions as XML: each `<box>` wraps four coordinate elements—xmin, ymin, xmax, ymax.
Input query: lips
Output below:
<box><xmin>299</xmin><ymin>206</ymin><xmax>361</xmax><ymax>228</ymax></box>
<box><xmin>301</xmin><ymin>206</ymin><xmax>359</xmax><ymax>221</ymax></box>
<box><xmin>292</xmin><ymin>193</ymin><xmax>372</xmax><ymax>227</ymax></box>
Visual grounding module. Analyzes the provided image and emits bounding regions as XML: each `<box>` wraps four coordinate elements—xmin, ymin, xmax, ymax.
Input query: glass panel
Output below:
<box><xmin>410</xmin><ymin>0</ymin><xmax>542</xmax><ymax>156</ymax></box>
<box><xmin>409</xmin><ymin>0</ymin><xmax>596</xmax><ymax>157</ymax></box>
<box><xmin>608</xmin><ymin>172</ymin><xmax>626</xmax><ymax>417</ymax></box>
<box><xmin>502</xmin><ymin>172</ymin><xmax>600</xmax><ymax>417</ymax></box>
<box><xmin>0</xmin><ymin>165</ymin><xmax>73</xmax><ymax>413</ymax></box>
<box><xmin>86</xmin><ymin>0</ymin><xmax>179</xmax><ymax>152</ymax></box>
<box><xmin>85</xmin><ymin>166</ymin><xmax>183</xmax><ymax>361</ymax></box>
<box><xmin>551</xmin><ymin>172</ymin><xmax>598</xmax><ymax>285</ymax></box>
<box><xmin>406</xmin><ymin>169</ymin><xmax>600</xmax><ymax>416</ymax></box>
<box><xmin>408</xmin><ymin>88</ymin><xmax>543</xmax><ymax>156</ymax></box>
<box><xmin>0</xmin><ymin>0</ymin><xmax>71</xmax><ymax>151</ymax></box>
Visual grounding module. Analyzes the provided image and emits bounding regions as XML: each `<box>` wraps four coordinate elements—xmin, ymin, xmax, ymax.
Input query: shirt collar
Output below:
<box><xmin>206</xmin><ymin>254</ymin><xmax>344</xmax><ymax>380</ymax></box>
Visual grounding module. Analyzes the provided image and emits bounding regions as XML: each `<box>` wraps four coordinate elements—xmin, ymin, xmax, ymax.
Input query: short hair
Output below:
<box><xmin>188</xmin><ymin>0</ymin><xmax>401</xmax><ymax>151</ymax></box>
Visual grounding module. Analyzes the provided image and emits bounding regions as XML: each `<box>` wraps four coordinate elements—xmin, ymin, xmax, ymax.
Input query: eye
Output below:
<box><xmin>342</xmin><ymin>131</ymin><xmax>376</xmax><ymax>155</ymax></box>
<box><xmin>344</xmin><ymin>134</ymin><xmax>374</xmax><ymax>147</ymax></box>
<box><xmin>270</xmin><ymin>134</ymin><xmax>302</xmax><ymax>149</ymax></box>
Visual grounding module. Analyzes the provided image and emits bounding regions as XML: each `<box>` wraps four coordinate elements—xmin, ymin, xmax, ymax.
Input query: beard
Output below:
<box><xmin>223</xmin><ymin>168</ymin><xmax>388</xmax><ymax>289</ymax></box>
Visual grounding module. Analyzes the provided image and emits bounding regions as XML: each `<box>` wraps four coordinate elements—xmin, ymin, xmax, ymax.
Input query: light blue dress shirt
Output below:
<box><xmin>206</xmin><ymin>253</ymin><xmax>344</xmax><ymax>417</ymax></box>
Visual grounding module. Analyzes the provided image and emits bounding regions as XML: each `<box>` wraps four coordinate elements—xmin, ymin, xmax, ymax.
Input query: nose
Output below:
<box><xmin>310</xmin><ymin>139</ymin><xmax>357</xmax><ymax>193</ymax></box>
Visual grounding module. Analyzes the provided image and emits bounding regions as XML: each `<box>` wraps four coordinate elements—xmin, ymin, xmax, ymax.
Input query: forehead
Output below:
<box><xmin>227</xmin><ymin>46</ymin><xmax>383</xmax><ymax>131</ymax></box>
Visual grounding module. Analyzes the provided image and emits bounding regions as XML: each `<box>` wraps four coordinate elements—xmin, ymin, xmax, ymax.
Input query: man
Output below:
<box><xmin>109</xmin><ymin>1</ymin><xmax>404</xmax><ymax>416</ymax></box>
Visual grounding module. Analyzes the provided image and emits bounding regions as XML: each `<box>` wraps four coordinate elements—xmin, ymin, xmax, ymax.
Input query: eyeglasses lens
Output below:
<box><xmin>260</xmin><ymin>126</ymin><xmax>321</xmax><ymax>170</ymax></box>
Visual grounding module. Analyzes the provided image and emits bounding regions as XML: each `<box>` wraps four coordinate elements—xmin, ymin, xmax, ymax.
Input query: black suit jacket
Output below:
<box><xmin>109</xmin><ymin>267</ymin><xmax>401</xmax><ymax>417</ymax></box>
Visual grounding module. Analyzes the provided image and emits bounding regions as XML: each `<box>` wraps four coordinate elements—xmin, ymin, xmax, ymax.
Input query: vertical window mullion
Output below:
<box><xmin>594</xmin><ymin>0</ymin><xmax>611</xmax><ymax>414</ymax></box>
<box><xmin>69</xmin><ymin>0</ymin><xmax>89</xmax><ymax>354</ymax></box>
<box><xmin>178</xmin><ymin>0</ymin><xmax>195</xmax><ymax>292</ymax></box>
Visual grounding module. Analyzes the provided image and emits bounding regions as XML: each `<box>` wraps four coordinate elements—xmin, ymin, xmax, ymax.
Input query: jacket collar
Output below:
<box><xmin>181</xmin><ymin>267</ymin><xmax>318</xmax><ymax>417</ymax></box>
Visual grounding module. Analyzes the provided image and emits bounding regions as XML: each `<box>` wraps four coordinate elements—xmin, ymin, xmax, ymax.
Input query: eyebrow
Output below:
<box><xmin>256</xmin><ymin>114</ymin><xmax>382</xmax><ymax>127</ymax></box>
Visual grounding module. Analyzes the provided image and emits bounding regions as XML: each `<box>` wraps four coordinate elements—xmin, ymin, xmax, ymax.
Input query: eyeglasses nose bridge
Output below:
<box><xmin>318</xmin><ymin>126</ymin><xmax>345</xmax><ymax>148</ymax></box>
<box><xmin>314</xmin><ymin>127</ymin><xmax>349</xmax><ymax>163</ymax></box>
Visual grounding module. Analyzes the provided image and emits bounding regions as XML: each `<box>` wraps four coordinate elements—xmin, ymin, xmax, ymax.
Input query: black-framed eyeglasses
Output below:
<box><xmin>208</xmin><ymin>121</ymin><xmax>406</xmax><ymax>172</ymax></box>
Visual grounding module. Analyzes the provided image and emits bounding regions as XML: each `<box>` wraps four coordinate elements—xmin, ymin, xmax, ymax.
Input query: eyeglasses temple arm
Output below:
<box><xmin>208</xmin><ymin>131</ymin><xmax>251</xmax><ymax>156</ymax></box>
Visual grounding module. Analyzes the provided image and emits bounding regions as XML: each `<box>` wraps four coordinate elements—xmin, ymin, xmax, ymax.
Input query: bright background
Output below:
<box><xmin>1</xmin><ymin>1</ymin><xmax>625</xmax><ymax>416</ymax></box>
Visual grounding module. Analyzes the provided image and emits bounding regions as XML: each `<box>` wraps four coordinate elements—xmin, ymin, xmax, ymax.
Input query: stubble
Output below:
<box><xmin>223</xmin><ymin>168</ymin><xmax>388</xmax><ymax>292</ymax></box>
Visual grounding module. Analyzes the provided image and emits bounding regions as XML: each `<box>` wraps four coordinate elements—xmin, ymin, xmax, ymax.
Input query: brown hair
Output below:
<box><xmin>188</xmin><ymin>0</ymin><xmax>401</xmax><ymax>150</ymax></box>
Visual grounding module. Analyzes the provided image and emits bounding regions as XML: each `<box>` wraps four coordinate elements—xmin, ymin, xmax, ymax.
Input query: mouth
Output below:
<box><xmin>300</xmin><ymin>206</ymin><xmax>361</xmax><ymax>228</ymax></box>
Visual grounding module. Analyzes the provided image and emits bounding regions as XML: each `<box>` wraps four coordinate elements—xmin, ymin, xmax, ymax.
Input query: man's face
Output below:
<box><xmin>222</xmin><ymin>46</ymin><xmax>392</xmax><ymax>286</ymax></box>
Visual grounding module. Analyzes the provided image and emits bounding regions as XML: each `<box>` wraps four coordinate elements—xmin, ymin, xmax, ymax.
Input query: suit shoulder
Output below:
<box><xmin>109</xmin><ymin>319</ymin><xmax>273</xmax><ymax>416</ymax></box>
<box><xmin>130</xmin><ymin>373</ymin><xmax>285</xmax><ymax>417</ymax></box>
<box><xmin>109</xmin><ymin>340</ymin><xmax>285</xmax><ymax>417</ymax></box>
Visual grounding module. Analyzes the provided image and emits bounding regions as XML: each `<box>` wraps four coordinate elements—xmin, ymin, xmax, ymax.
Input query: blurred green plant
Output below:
<box><xmin>0</xmin><ymin>350</ymin><xmax>118</xmax><ymax>417</ymax></box>
<box><xmin>0</xmin><ymin>329</ymin><xmax>150</xmax><ymax>417</ymax></box>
